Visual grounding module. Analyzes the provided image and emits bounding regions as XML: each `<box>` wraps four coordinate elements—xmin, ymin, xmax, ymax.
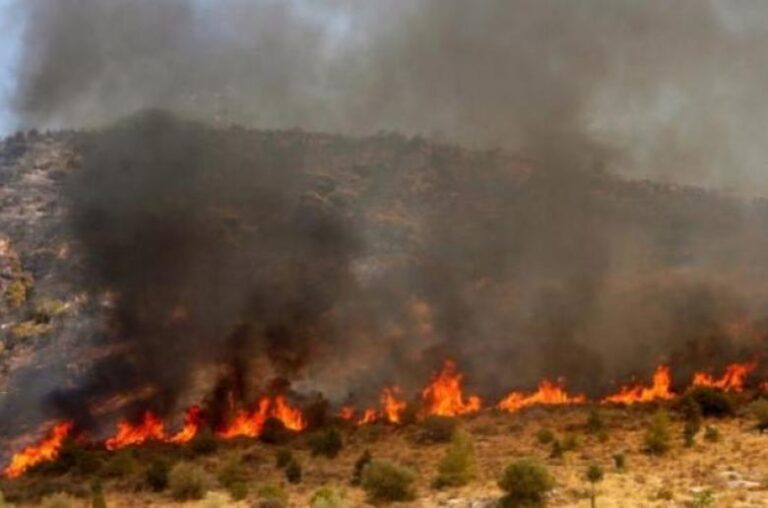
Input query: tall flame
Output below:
<box><xmin>421</xmin><ymin>360</ymin><xmax>481</xmax><ymax>417</ymax></box>
<box><xmin>217</xmin><ymin>396</ymin><xmax>306</xmax><ymax>438</ymax></box>
<box><xmin>498</xmin><ymin>379</ymin><xmax>586</xmax><ymax>413</ymax></box>
<box><xmin>381</xmin><ymin>387</ymin><xmax>407</xmax><ymax>424</ymax></box>
<box><xmin>691</xmin><ymin>362</ymin><xmax>757</xmax><ymax>392</ymax></box>
<box><xmin>603</xmin><ymin>365</ymin><xmax>674</xmax><ymax>404</ymax></box>
<box><xmin>4</xmin><ymin>422</ymin><xmax>74</xmax><ymax>478</ymax></box>
<box><xmin>168</xmin><ymin>405</ymin><xmax>202</xmax><ymax>444</ymax></box>
<box><xmin>105</xmin><ymin>411</ymin><xmax>166</xmax><ymax>450</ymax></box>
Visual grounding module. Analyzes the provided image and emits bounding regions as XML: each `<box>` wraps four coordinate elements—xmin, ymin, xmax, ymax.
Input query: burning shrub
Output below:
<box><xmin>309</xmin><ymin>428</ymin><xmax>343</xmax><ymax>458</ymax></box>
<box><xmin>275</xmin><ymin>448</ymin><xmax>294</xmax><ymax>469</ymax></box>
<box><xmin>419</xmin><ymin>415</ymin><xmax>459</xmax><ymax>443</ymax></box>
<box><xmin>39</xmin><ymin>493</ymin><xmax>79</xmax><ymax>508</ymax></box>
<box><xmin>749</xmin><ymin>398</ymin><xmax>768</xmax><ymax>431</ymax></box>
<box><xmin>361</xmin><ymin>460</ymin><xmax>417</xmax><ymax>503</ymax></box>
<box><xmin>497</xmin><ymin>459</ymin><xmax>554</xmax><ymax>507</ymax></box>
<box><xmin>168</xmin><ymin>462</ymin><xmax>208</xmax><ymax>501</ymax></box>
<box><xmin>42</xmin><ymin>438</ymin><xmax>102</xmax><ymax>476</ymax></box>
<box><xmin>536</xmin><ymin>428</ymin><xmax>555</xmax><ymax>445</ymax></box>
<box><xmin>433</xmin><ymin>429</ymin><xmax>476</xmax><ymax>489</ymax></box>
<box><xmin>681</xmin><ymin>388</ymin><xmax>735</xmax><ymax>418</ymax></box>
<box><xmin>256</xmin><ymin>484</ymin><xmax>288</xmax><ymax>508</ymax></box>
<box><xmin>145</xmin><ymin>459</ymin><xmax>170</xmax><ymax>492</ymax></box>
<box><xmin>644</xmin><ymin>410</ymin><xmax>671</xmax><ymax>455</ymax></box>
<box><xmin>285</xmin><ymin>459</ymin><xmax>302</xmax><ymax>484</ymax></box>
<box><xmin>351</xmin><ymin>450</ymin><xmax>372</xmax><ymax>485</ymax></box>
<box><xmin>310</xmin><ymin>486</ymin><xmax>348</xmax><ymax>508</ymax></box>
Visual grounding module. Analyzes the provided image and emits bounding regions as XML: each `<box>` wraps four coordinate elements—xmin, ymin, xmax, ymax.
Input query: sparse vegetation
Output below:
<box><xmin>260</xmin><ymin>417</ymin><xmax>293</xmax><ymax>445</ymax></box>
<box><xmin>256</xmin><ymin>484</ymin><xmax>288</xmax><ymax>508</ymax></box>
<box><xmin>586</xmin><ymin>408</ymin><xmax>605</xmax><ymax>434</ymax></box>
<box><xmin>202</xmin><ymin>492</ymin><xmax>230</xmax><ymax>508</ymax></box>
<box><xmin>145</xmin><ymin>459</ymin><xmax>170</xmax><ymax>492</ymax></box>
<box><xmin>5</xmin><ymin>279</ymin><xmax>28</xmax><ymax>308</ymax></box>
<box><xmin>691</xmin><ymin>489</ymin><xmax>715</xmax><ymax>507</ymax></box>
<box><xmin>168</xmin><ymin>462</ymin><xmax>208</xmax><ymax>501</ymax></box>
<box><xmin>361</xmin><ymin>460</ymin><xmax>417</xmax><ymax>503</ymax></box>
<box><xmin>498</xmin><ymin>459</ymin><xmax>554</xmax><ymax>507</ymax></box>
<box><xmin>682</xmin><ymin>387</ymin><xmax>735</xmax><ymax>418</ymax></box>
<box><xmin>102</xmin><ymin>449</ymin><xmax>138</xmax><ymax>478</ymax></box>
<box><xmin>703</xmin><ymin>425</ymin><xmax>720</xmax><ymax>443</ymax></box>
<box><xmin>10</xmin><ymin>320</ymin><xmax>52</xmax><ymax>340</ymax></box>
<box><xmin>419</xmin><ymin>415</ymin><xmax>459</xmax><ymax>443</ymax></box>
<box><xmin>585</xmin><ymin>464</ymin><xmax>604</xmax><ymax>508</ymax></box>
<box><xmin>275</xmin><ymin>447</ymin><xmax>294</xmax><ymax>468</ymax></box>
<box><xmin>91</xmin><ymin>482</ymin><xmax>107</xmax><ymax>508</ymax></box>
<box><xmin>39</xmin><ymin>493</ymin><xmax>78</xmax><ymax>508</ymax></box>
<box><xmin>612</xmin><ymin>452</ymin><xmax>626</xmax><ymax>472</ymax></box>
<box><xmin>285</xmin><ymin>459</ymin><xmax>302</xmax><ymax>484</ymax></box>
<box><xmin>536</xmin><ymin>428</ymin><xmax>555</xmax><ymax>445</ymax></box>
<box><xmin>310</xmin><ymin>486</ymin><xmax>348</xmax><ymax>508</ymax></box>
<box><xmin>644</xmin><ymin>410</ymin><xmax>671</xmax><ymax>455</ymax></box>
<box><xmin>750</xmin><ymin>398</ymin><xmax>768</xmax><ymax>431</ymax></box>
<box><xmin>433</xmin><ymin>428</ymin><xmax>476</xmax><ymax>488</ymax></box>
<box><xmin>190</xmin><ymin>428</ymin><xmax>219</xmax><ymax>455</ymax></box>
<box><xmin>309</xmin><ymin>427</ymin><xmax>343</xmax><ymax>458</ymax></box>
<box><xmin>351</xmin><ymin>450</ymin><xmax>372</xmax><ymax>485</ymax></box>
<box><xmin>217</xmin><ymin>459</ymin><xmax>248</xmax><ymax>500</ymax></box>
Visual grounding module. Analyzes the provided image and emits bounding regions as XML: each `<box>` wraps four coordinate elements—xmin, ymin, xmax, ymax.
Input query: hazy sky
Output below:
<box><xmin>0</xmin><ymin>0</ymin><xmax>19</xmax><ymax>135</ymax></box>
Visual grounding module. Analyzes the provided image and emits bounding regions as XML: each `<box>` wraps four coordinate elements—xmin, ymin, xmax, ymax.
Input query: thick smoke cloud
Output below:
<box><xmin>5</xmin><ymin>0</ymin><xmax>768</xmax><ymax>429</ymax></box>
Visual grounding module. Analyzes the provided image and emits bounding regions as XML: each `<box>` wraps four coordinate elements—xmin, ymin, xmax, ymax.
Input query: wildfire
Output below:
<box><xmin>217</xmin><ymin>396</ymin><xmax>306</xmax><ymax>438</ymax></box>
<box><xmin>168</xmin><ymin>405</ymin><xmax>202</xmax><ymax>444</ymax></box>
<box><xmin>4</xmin><ymin>422</ymin><xmax>74</xmax><ymax>479</ymax></box>
<box><xmin>381</xmin><ymin>387</ymin><xmax>407</xmax><ymax>424</ymax></box>
<box><xmin>105</xmin><ymin>411</ymin><xmax>166</xmax><ymax>450</ymax></box>
<box><xmin>358</xmin><ymin>408</ymin><xmax>379</xmax><ymax>425</ymax></box>
<box><xmin>691</xmin><ymin>362</ymin><xmax>757</xmax><ymax>392</ymax></box>
<box><xmin>421</xmin><ymin>360</ymin><xmax>481</xmax><ymax>417</ymax></box>
<box><xmin>603</xmin><ymin>365</ymin><xmax>674</xmax><ymax>405</ymax></box>
<box><xmin>498</xmin><ymin>379</ymin><xmax>586</xmax><ymax>413</ymax></box>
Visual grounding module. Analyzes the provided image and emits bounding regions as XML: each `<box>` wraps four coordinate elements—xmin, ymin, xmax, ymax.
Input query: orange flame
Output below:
<box><xmin>105</xmin><ymin>411</ymin><xmax>166</xmax><ymax>450</ymax></box>
<box><xmin>692</xmin><ymin>362</ymin><xmax>757</xmax><ymax>392</ymax></box>
<box><xmin>3</xmin><ymin>422</ymin><xmax>74</xmax><ymax>479</ymax></box>
<box><xmin>381</xmin><ymin>387</ymin><xmax>407</xmax><ymax>424</ymax></box>
<box><xmin>421</xmin><ymin>360</ymin><xmax>481</xmax><ymax>417</ymax></box>
<box><xmin>603</xmin><ymin>365</ymin><xmax>674</xmax><ymax>405</ymax></box>
<box><xmin>218</xmin><ymin>396</ymin><xmax>306</xmax><ymax>438</ymax></box>
<box><xmin>498</xmin><ymin>379</ymin><xmax>586</xmax><ymax>413</ymax></box>
<box><xmin>168</xmin><ymin>405</ymin><xmax>202</xmax><ymax>444</ymax></box>
<box><xmin>357</xmin><ymin>408</ymin><xmax>380</xmax><ymax>425</ymax></box>
<box><xmin>338</xmin><ymin>406</ymin><xmax>356</xmax><ymax>421</ymax></box>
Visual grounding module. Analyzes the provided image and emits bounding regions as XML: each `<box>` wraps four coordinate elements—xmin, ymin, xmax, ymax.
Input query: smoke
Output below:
<box><xmin>5</xmin><ymin>0</ymin><xmax>768</xmax><ymax>429</ymax></box>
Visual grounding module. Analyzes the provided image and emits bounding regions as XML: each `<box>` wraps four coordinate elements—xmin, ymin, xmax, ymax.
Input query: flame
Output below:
<box><xmin>338</xmin><ymin>406</ymin><xmax>356</xmax><ymax>421</ymax></box>
<box><xmin>357</xmin><ymin>408</ymin><xmax>379</xmax><ymax>425</ymax></box>
<box><xmin>218</xmin><ymin>396</ymin><xmax>306</xmax><ymax>438</ymax></box>
<box><xmin>603</xmin><ymin>365</ymin><xmax>674</xmax><ymax>404</ymax></box>
<box><xmin>421</xmin><ymin>360</ymin><xmax>482</xmax><ymax>417</ymax></box>
<box><xmin>691</xmin><ymin>361</ymin><xmax>757</xmax><ymax>392</ymax></box>
<box><xmin>105</xmin><ymin>411</ymin><xmax>166</xmax><ymax>450</ymax></box>
<box><xmin>168</xmin><ymin>405</ymin><xmax>202</xmax><ymax>444</ymax></box>
<box><xmin>3</xmin><ymin>422</ymin><xmax>74</xmax><ymax>479</ymax></box>
<box><xmin>498</xmin><ymin>379</ymin><xmax>586</xmax><ymax>413</ymax></box>
<box><xmin>381</xmin><ymin>387</ymin><xmax>407</xmax><ymax>424</ymax></box>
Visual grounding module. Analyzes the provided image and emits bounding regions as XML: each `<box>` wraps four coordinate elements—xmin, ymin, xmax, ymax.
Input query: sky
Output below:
<box><xmin>0</xmin><ymin>0</ymin><xmax>19</xmax><ymax>135</ymax></box>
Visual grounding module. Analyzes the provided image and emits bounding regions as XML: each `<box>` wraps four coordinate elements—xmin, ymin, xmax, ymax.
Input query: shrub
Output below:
<box><xmin>91</xmin><ymin>482</ymin><xmax>107</xmax><ymax>508</ymax></box>
<box><xmin>682</xmin><ymin>388</ymin><xmax>735</xmax><ymax>418</ymax></box>
<box><xmin>102</xmin><ymin>449</ymin><xmax>138</xmax><ymax>478</ymax></box>
<box><xmin>750</xmin><ymin>398</ymin><xmax>768</xmax><ymax>431</ymax></box>
<box><xmin>361</xmin><ymin>460</ymin><xmax>417</xmax><ymax>503</ymax></box>
<box><xmin>612</xmin><ymin>453</ymin><xmax>626</xmax><ymax>472</ymax></box>
<box><xmin>33</xmin><ymin>298</ymin><xmax>69</xmax><ymax>321</ymax></box>
<box><xmin>218</xmin><ymin>459</ymin><xmax>248</xmax><ymax>500</ymax></box>
<box><xmin>585</xmin><ymin>464</ymin><xmax>604</xmax><ymax>508</ymax></box>
<box><xmin>549</xmin><ymin>439</ymin><xmax>564</xmax><ymax>459</ymax></box>
<box><xmin>227</xmin><ymin>482</ymin><xmax>248</xmax><ymax>502</ymax></box>
<box><xmin>498</xmin><ymin>459</ymin><xmax>554</xmax><ymax>507</ymax></box>
<box><xmin>5</xmin><ymin>279</ymin><xmax>28</xmax><ymax>308</ymax></box>
<box><xmin>202</xmin><ymin>492</ymin><xmax>230</xmax><ymax>508</ymax></box>
<box><xmin>39</xmin><ymin>493</ymin><xmax>78</xmax><ymax>508</ymax></box>
<box><xmin>260</xmin><ymin>417</ymin><xmax>294</xmax><ymax>445</ymax></box>
<box><xmin>190</xmin><ymin>428</ymin><xmax>219</xmax><ymax>455</ymax></box>
<box><xmin>419</xmin><ymin>415</ymin><xmax>459</xmax><ymax>443</ymax></box>
<box><xmin>310</xmin><ymin>427</ymin><xmax>343</xmax><ymax>458</ymax></box>
<box><xmin>146</xmin><ymin>460</ymin><xmax>170</xmax><ymax>492</ymax></box>
<box><xmin>48</xmin><ymin>438</ymin><xmax>101</xmax><ymax>475</ymax></box>
<box><xmin>586</xmin><ymin>408</ymin><xmax>605</xmax><ymax>434</ymax></box>
<box><xmin>561</xmin><ymin>433</ymin><xmax>581</xmax><ymax>452</ymax></box>
<box><xmin>10</xmin><ymin>320</ymin><xmax>52</xmax><ymax>340</ymax></box>
<box><xmin>433</xmin><ymin>429</ymin><xmax>476</xmax><ymax>488</ymax></box>
<box><xmin>703</xmin><ymin>426</ymin><xmax>720</xmax><ymax>443</ymax></box>
<box><xmin>691</xmin><ymin>489</ymin><xmax>715</xmax><ymax>508</ymax></box>
<box><xmin>168</xmin><ymin>462</ymin><xmax>208</xmax><ymax>501</ymax></box>
<box><xmin>285</xmin><ymin>459</ymin><xmax>302</xmax><ymax>484</ymax></box>
<box><xmin>351</xmin><ymin>450</ymin><xmax>372</xmax><ymax>485</ymax></box>
<box><xmin>256</xmin><ymin>484</ymin><xmax>288</xmax><ymax>508</ymax></box>
<box><xmin>644</xmin><ymin>410</ymin><xmax>671</xmax><ymax>455</ymax></box>
<box><xmin>536</xmin><ymin>428</ymin><xmax>555</xmax><ymax>445</ymax></box>
<box><xmin>275</xmin><ymin>448</ymin><xmax>294</xmax><ymax>469</ymax></box>
<box><xmin>310</xmin><ymin>487</ymin><xmax>348</xmax><ymax>508</ymax></box>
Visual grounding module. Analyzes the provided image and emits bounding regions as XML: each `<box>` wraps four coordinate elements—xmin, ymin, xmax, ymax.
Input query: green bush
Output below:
<box><xmin>39</xmin><ymin>493</ymin><xmax>78</xmax><ymax>508</ymax></box>
<box><xmin>275</xmin><ymin>448</ymin><xmax>294</xmax><ymax>469</ymax></box>
<box><xmin>168</xmin><ymin>462</ymin><xmax>208</xmax><ymax>501</ymax></box>
<box><xmin>5</xmin><ymin>279</ymin><xmax>28</xmax><ymax>308</ymax></box>
<box><xmin>682</xmin><ymin>388</ymin><xmax>735</xmax><ymax>418</ymax></box>
<box><xmin>227</xmin><ymin>482</ymin><xmax>248</xmax><ymax>502</ymax></box>
<box><xmin>536</xmin><ymin>428</ymin><xmax>555</xmax><ymax>445</ymax></box>
<box><xmin>419</xmin><ymin>415</ymin><xmax>459</xmax><ymax>443</ymax></box>
<box><xmin>644</xmin><ymin>410</ymin><xmax>671</xmax><ymax>455</ymax></box>
<box><xmin>750</xmin><ymin>399</ymin><xmax>768</xmax><ymax>431</ymax></box>
<box><xmin>351</xmin><ymin>450</ymin><xmax>372</xmax><ymax>485</ymax></box>
<box><xmin>433</xmin><ymin>429</ymin><xmax>476</xmax><ymax>488</ymax></box>
<box><xmin>586</xmin><ymin>408</ymin><xmax>605</xmax><ymax>434</ymax></box>
<box><xmin>285</xmin><ymin>459</ymin><xmax>302</xmax><ymax>484</ymax></box>
<box><xmin>145</xmin><ymin>460</ymin><xmax>170</xmax><ymax>492</ymax></box>
<box><xmin>361</xmin><ymin>460</ymin><xmax>417</xmax><ymax>503</ymax></box>
<box><xmin>691</xmin><ymin>489</ymin><xmax>715</xmax><ymax>508</ymax></box>
<box><xmin>310</xmin><ymin>487</ymin><xmax>348</xmax><ymax>508</ymax></box>
<box><xmin>217</xmin><ymin>459</ymin><xmax>247</xmax><ymax>488</ymax></box>
<box><xmin>704</xmin><ymin>426</ymin><xmax>720</xmax><ymax>443</ymax></box>
<box><xmin>102</xmin><ymin>449</ymin><xmax>138</xmax><ymax>478</ymax></box>
<box><xmin>585</xmin><ymin>464</ymin><xmax>604</xmax><ymax>508</ymax></box>
<box><xmin>498</xmin><ymin>459</ymin><xmax>554</xmax><ymax>507</ymax></box>
<box><xmin>256</xmin><ymin>484</ymin><xmax>288</xmax><ymax>508</ymax></box>
<box><xmin>310</xmin><ymin>428</ymin><xmax>343</xmax><ymax>458</ymax></box>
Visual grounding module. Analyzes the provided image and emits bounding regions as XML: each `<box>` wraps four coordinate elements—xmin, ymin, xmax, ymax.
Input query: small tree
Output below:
<box><xmin>644</xmin><ymin>410</ymin><xmax>671</xmax><ymax>455</ymax></box>
<box><xmin>361</xmin><ymin>460</ymin><xmax>417</xmax><ymax>503</ymax></box>
<box><xmin>498</xmin><ymin>459</ymin><xmax>554</xmax><ymax>507</ymax></box>
<box><xmin>680</xmin><ymin>396</ymin><xmax>702</xmax><ymax>447</ymax></box>
<box><xmin>433</xmin><ymin>429</ymin><xmax>477</xmax><ymax>488</ymax></box>
<box><xmin>585</xmin><ymin>464</ymin><xmax>604</xmax><ymax>508</ymax></box>
<box><xmin>310</xmin><ymin>428</ymin><xmax>343</xmax><ymax>458</ymax></box>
